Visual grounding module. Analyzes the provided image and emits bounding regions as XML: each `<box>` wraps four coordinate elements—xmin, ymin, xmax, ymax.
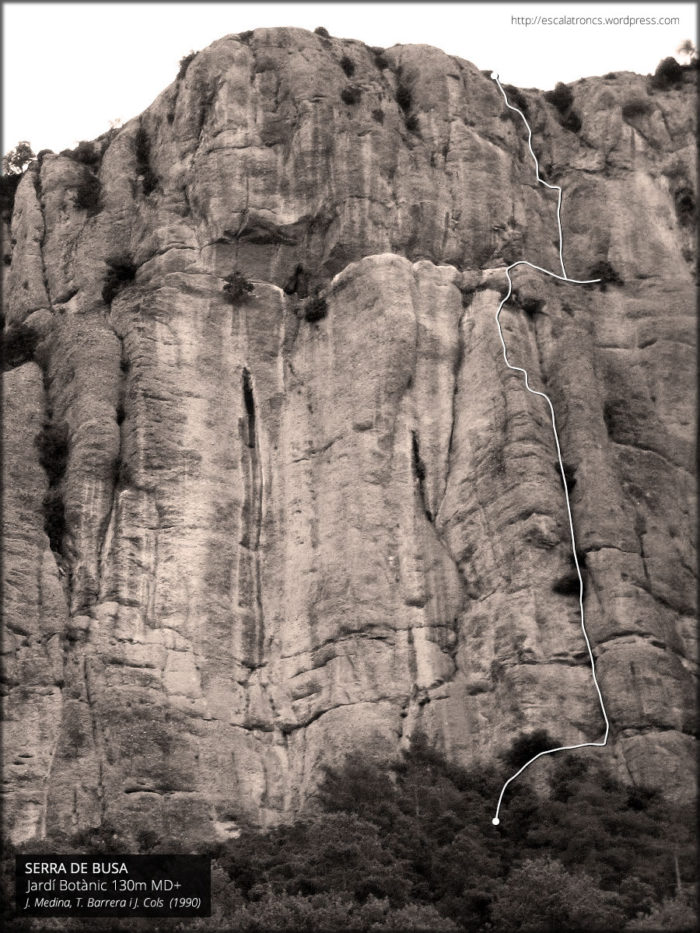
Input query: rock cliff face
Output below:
<box><xmin>2</xmin><ymin>28</ymin><xmax>696</xmax><ymax>845</ymax></box>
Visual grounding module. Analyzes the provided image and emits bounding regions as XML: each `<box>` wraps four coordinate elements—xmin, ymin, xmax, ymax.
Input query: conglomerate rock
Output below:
<box><xmin>2</xmin><ymin>28</ymin><xmax>696</xmax><ymax>845</ymax></box>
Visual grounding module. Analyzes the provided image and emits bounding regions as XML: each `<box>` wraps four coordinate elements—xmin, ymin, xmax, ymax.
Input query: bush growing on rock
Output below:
<box><xmin>1</xmin><ymin>141</ymin><xmax>35</xmax><ymax>219</ymax></box>
<box><xmin>514</xmin><ymin>291</ymin><xmax>544</xmax><ymax>316</ymax></box>
<box><xmin>339</xmin><ymin>55</ymin><xmax>355</xmax><ymax>77</ymax></box>
<box><xmin>177</xmin><ymin>51</ymin><xmax>197</xmax><ymax>80</ymax></box>
<box><xmin>283</xmin><ymin>263</ymin><xmax>310</xmax><ymax>298</ymax></box>
<box><xmin>396</xmin><ymin>82</ymin><xmax>412</xmax><ymax>113</ymax></box>
<box><xmin>0</xmin><ymin>173</ymin><xmax>21</xmax><ymax>220</ymax></box>
<box><xmin>74</xmin><ymin>172</ymin><xmax>101</xmax><ymax>213</ymax></box>
<box><xmin>35</xmin><ymin>419</ymin><xmax>70</xmax><ymax>556</ymax></box>
<box><xmin>674</xmin><ymin>187</ymin><xmax>695</xmax><ymax>227</ymax></box>
<box><xmin>42</xmin><ymin>489</ymin><xmax>67</xmax><ymax>555</ymax></box>
<box><xmin>70</xmin><ymin>140</ymin><xmax>100</xmax><ymax>165</ymax></box>
<box><xmin>35</xmin><ymin>421</ymin><xmax>69</xmax><ymax>484</ymax></box>
<box><xmin>663</xmin><ymin>157</ymin><xmax>688</xmax><ymax>181</ymax></box>
<box><xmin>561</xmin><ymin>109</ymin><xmax>582</xmax><ymax>133</ymax></box>
<box><xmin>544</xmin><ymin>81</ymin><xmax>574</xmax><ymax>113</ymax></box>
<box><xmin>460</xmin><ymin>284</ymin><xmax>477</xmax><ymax>307</ymax></box>
<box><xmin>223</xmin><ymin>270</ymin><xmax>254</xmax><ymax>303</ymax></box>
<box><xmin>103</xmin><ymin>256</ymin><xmax>137</xmax><ymax>305</ymax></box>
<box><xmin>1</xmin><ymin>323</ymin><xmax>39</xmax><ymax>370</ymax></box>
<box><xmin>111</xmin><ymin>456</ymin><xmax>134</xmax><ymax>488</ymax></box>
<box><xmin>676</xmin><ymin>39</ymin><xmax>698</xmax><ymax>66</ymax></box>
<box><xmin>501</xmin><ymin>729</ymin><xmax>560</xmax><ymax>769</ymax></box>
<box><xmin>588</xmin><ymin>259</ymin><xmax>624</xmax><ymax>290</ymax></box>
<box><xmin>135</xmin><ymin>125</ymin><xmax>158</xmax><ymax>196</ymax></box>
<box><xmin>304</xmin><ymin>296</ymin><xmax>328</xmax><ymax>321</ymax></box>
<box><xmin>341</xmin><ymin>85</ymin><xmax>362</xmax><ymax>105</ymax></box>
<box><xmin>552</xmin><ymin>569</ymin><xmax>580</xmax><ymax>595</ymax></box>
<box><xmin>2</xmin><ymin>140</ymin><xmax>35</xmax><ymax>175</ymax></box>
<box><xmin>541</xmin><ymin>83</ymin><xmax>583</xmax><ymax>133</ymax></box>
<box><xmin>651</xmin><ymin>56</ymin><xmax>684</xmax><ymax>90</ymax></box>
<box><xmin>314</xmin><ymin>26</ymin><xmax>330</xmax><ymax>37</ymax></box>
<box><xmin>405</xmin><ymin>114</ymin><xmax>420</xmax><ymax>134</ymax></box>
<box><xmin>622</xmin><ymin>97</ymin><xmax>653</xmax><ymax>119</ymax></box>
<box><xmin>504</xmin><ymin>84</ymin><xmax>530</xmax><ymax>117</ymax></box>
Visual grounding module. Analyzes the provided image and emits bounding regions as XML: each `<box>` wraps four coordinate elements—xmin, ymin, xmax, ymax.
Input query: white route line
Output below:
<box><xmin>489</xmin><ymin>73</ymin><xmax>610</xmax><ymax>826</ymax></box>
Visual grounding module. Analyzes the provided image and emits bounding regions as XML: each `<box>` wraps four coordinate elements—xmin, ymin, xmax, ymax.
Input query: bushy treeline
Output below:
<box><xmin>212</xmin><ymin>735</ymin><xmax>695</xmax><ymax>931</ymax></box>
<box><xmin>3</xmin><ymin>733</ymin><xmax>696</xmax><ymax>932</ymax></box>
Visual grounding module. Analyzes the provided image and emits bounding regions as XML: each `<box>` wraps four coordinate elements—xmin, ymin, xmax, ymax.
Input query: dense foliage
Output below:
<box><xmin>339</xmin><ymin>55</ymin><xmax>355</xmax><ymax>77</ymax></box>
<box><xmin>1</xmin><ymin>141</ymin><xmax>35</xmax><ymax>220</ymax></box>
<box><xmin>215</xmin><ymin>735</ymin><xmax>694</xmax><ymax>931</ymax></box>
<box><xmin>3</xmin><ymin>733</ymin><xmax>696</xmax><ymax>931</ymax></box>
<box><xmin>102</xmin><ymin>255</ymin><xmax>137</xmax><ymax>305</ymax></box>
<box><xmin>650</xmin><ymin>56</ymin><xmax>685</xmax><ymax>90</ymax></box>
<box><xmin>621</xmin><ymin>97</ymin><xmax>653</xmax><ymax>120</ymax></box>
<box><xmin>1</xmin><ymin>323</ymin><xmax>39</xmax><ymax>370</ymax></box>
<box><xmin>135</xmin><ymin>125</ymin><xmax>158</xmax><ymax>196</ymax></box>
<box><xmin>178</xmin><ymin>51</ymin><xmax>197</xmax><ymax>80</ymax></box>
<box><xmin>303</xmin><ymin>296</ymin><xmax>328</xmax><ymax>322</ymax></box>
<box><xmin>74</xmin><ymin>172</ymin><xmax>101</xmax><ymax>213</ymax></box>
<box><xmin>588</xmin><ymin>260</ymin><xmax>625</xmax><ymax>291</ymax></box>
<box><xmin>223</xmin><ymin>270</ymin><xmax>255</xmax><ymax>303</ymax></box>
<box><xmin>2</xmin><ymin>140</ymin><xmax>35</xmax><ymax>176</ymax></box>
<box><xmin>544</xmin><ymin>81</ymin><xmax>573</xmax><ymax>113</ymax></box>
<box><xmin>341</xmin><ymin>85</ymin><xmax>362</xmax><ymax>105</ymax></box>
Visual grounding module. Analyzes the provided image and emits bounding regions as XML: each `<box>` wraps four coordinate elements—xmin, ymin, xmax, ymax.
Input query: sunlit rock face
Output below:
<box><xmin>2</xmin><ymin>28</ymin><xmax>695</xmax><ymax>845</ymax></box>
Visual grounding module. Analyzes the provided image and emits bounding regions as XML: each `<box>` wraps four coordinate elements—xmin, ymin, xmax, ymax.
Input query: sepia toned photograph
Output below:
<box><xmin>1</xmin><ymin>2</ymin><xmax>697</xmax><ymax>930</ymax></box>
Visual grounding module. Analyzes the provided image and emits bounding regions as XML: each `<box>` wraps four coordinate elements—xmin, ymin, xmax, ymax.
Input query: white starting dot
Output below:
<box><xmin>492</xmin><ymin>817</ymin><xmax>500</xmax><ymax>826</ymax></box>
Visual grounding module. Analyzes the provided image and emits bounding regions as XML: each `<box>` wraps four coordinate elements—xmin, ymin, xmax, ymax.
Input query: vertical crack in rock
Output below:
<box><xmin>411</xmin><ymin>431</ymin><xmax>432</xmax><ymax>523</ymax></box>
<box><xmin>135</xmin><ymin>121</ymin><xmax>158</xmax><ymax>197</ymax></box>
<box><xmin>531</xmin><ymin>309</ymin><xmax>550</xmax><ymax>390</ymax></box>
<box><xmin>238</xmin><ymin>368</ymin><xmax>264</xmax><ymax>666</ymax></box>
<box><xmin>83</xmin><ymin>656</ymin><xmax>106</xmax><ymax>822</ymax></box>
<box><xmin>437</xmin><ymin>305</ymin><xmax>466</xmax><ymax>525</ymax></box>
<box><xmin>35</xmin><ymin>410</ymin><xmax>70</xmax><ymax>580</ymax></box>
<box><xmin>96</xmin><ymin>333</ymin><xmax>129</xmax><ymax>594</ymax></box>
<box><xmin>242</xmin><ymin>368</ymin><xmax>257</xmax><ymax>451</ymax></box>
<box><xmin>197</xmin><ymin>74</ymin><xmax>219</xmax><ymax>140</ymax></box>
<box><xmin>33</xmin><ymin>166</ymin><xmax>53</xmax><ymax>311</ymax></box>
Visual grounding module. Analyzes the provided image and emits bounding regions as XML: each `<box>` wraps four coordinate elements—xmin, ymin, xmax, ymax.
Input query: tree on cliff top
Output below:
<box><xmin>1</xmin><ymin>141</ymin><xmax>35</xmax><ymax>221</ymax></box>
<box><xmin>2</xmin><ymin>140</ymin><xmax>35</xmax><ymax>175</ymax></box>
<box><xmin>676</xmin><ymin>39</ymin><xmax>697</xmax><ymax>65</ymax></box>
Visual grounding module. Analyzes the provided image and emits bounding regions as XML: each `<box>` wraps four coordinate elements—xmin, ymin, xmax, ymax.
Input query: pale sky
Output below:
<box><xmin>3</xmin><ymin>1</ymin><xmax>696</xmax><ymax>155</ymax></box>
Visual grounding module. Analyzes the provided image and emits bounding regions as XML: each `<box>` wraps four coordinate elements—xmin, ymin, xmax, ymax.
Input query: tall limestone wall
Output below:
<box><xmin>2</xmin><ymin>28</ymin><xmax>696</xmax><ymax>845</ymax></box>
